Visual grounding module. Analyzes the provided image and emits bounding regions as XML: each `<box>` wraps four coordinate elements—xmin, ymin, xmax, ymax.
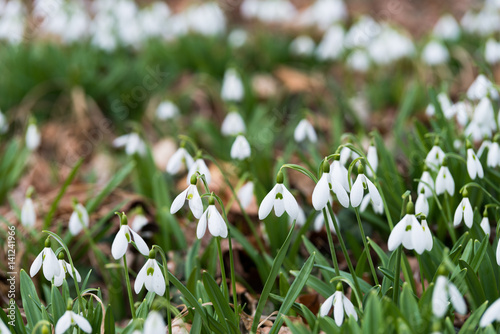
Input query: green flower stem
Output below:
<box><xmin>322</xmin><ymin>208</ymin><xmax>340</xmax><ymax>277</ymax></box>
<box><xmin>443</xmin><ymin>193</ymin><xmax>457</xmax><ymax>243</ymax></box>
<box><xmin>227</xmin><ymin>232</ymin><xmax>239</xmax><ymax>320</ymax></box>
<box><xmin>393</xmin><ymin>245</ymin><xmax>402</xmax><ymax>303</ymax></box>
<box><xmin>326</xmin><ymin>202</ymin><xmax>362</xmax><ymax>299</ymax></box>
<box><xmin>122</xmin><ymin>255</ymin><xmax>136</xmax><ymax>319</ymax></box>
<box><xmin>354</xmin><ymin>208</ymin><xmax>379</xmax><ymax>285</ymax></box>
<box><xmin>153</xmin><ymin>245</ymin><xmax>173</xmax><ymax>334</ymax></box>
<box><xmin>216</xmin><ymin>237</ymin><xmax>229</xmax><ymax>300</ymax></box>
<box><xmin>416</xmin><ymin>254</ymin><xmax>425</xmax><ymax>294</ymax></box>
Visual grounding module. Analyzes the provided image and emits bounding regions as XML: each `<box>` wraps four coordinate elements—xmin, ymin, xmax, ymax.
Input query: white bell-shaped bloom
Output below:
<box><xmin>166</xmin><ymin>147</ymin><xmax>194</xmax><ymax>175</ymax></box>
<box><xmin>360</xmin><ymin>193</ymin><xmax>384</xmax><ymax>214</ymax></box>
<box><xmin>156</xmin><ymin>100</ymin><xmax>179</xmax><ymax>120</ymax></box>
<box><xmin>350</xmin><ymin>169</ymin><xmax>381</xmax><ymax>209</ymax></box>
<box><xmin>453</xmin><ymin>194</ymin><xmax>473</xmax><ymax>228</ymax></box>
<box><xmin>346</xmin><ymin>50</ymin><xmax>370</xmax><ymax>72</ymax></box>
<box><xmin>432</xmin><ymin>14</ymin><xmax>460</xmax><ymax>41</ymax></box>
<box><xmin>290</xmin><ymin>35</ymin><xmax>315</xmax><ymax>56</ymax></box>
<box><xmin>170</xmin><ymin>183</ymin><xmax>203</xmax><ymax>219</ymax></box>
<box><xmin>418</xmin><ymin>218</ymin><xmax>434</xmax><ymax>253</ymax></box>
<box><xmin>331</xmin><ymin>159</ymin><xmax>350</xmax><ymax>193</ymax></box>
<box><xmin>134</xmin><ymin>257</ymin><xmax>165</xmax><ymax>296</ymax></box>
<box><xmin>238</xmin><ymin>181</ymin><xmax>254</xmax><ymax>210</ymax></box>
<box><xmin>316</xmin><ymin>25</ymin><xmax>345</xmax><ymax>61</ymax></box>
<box><xmin>485</xmin><ymin>38</ymin><xmax>500</xmax><ymax>64</ymax></box>
<box><xmin>435</xmin><ymin>165</ymin><xmax>454</xmax><ymax>196</ymax></box>
<box><xmin>30</xmin><ymin>242</ymin><xmax>61</xmax><ymax>281</ymax></box>
<box><xmin>55</xmin><ymin>310</ymin><xmax>92</xmax><ymax>334</ymax></box>
<box><xmin>320</xmin><ymin>290</ymin><xmax>357</xmax><ymax>326</ymax></box>
<box><xmin>415</xmin><ymin>191</ymin><xmax>429</xmax><ymax>216</ymax></box>
<box><xmin>294</xmin><ymin>119</ymin><xmax>317</xmax><ymax>143</ymax></box>
<box><xmin>466</xmin><ymin>147</ymin><xmax>484</xmax><ymax>179</ymax></box>
<box><xmin>339</xmin><ymin>147</ymin><xmax>359</xmax><ymax>165</ymax></box>
<box><xmin>53</xmin><ymin>258</ymin><xmax>81</xmax><ymax>287</ymax></box>
<box><xmin>417</xmin><ymin>169</ymin><xmax>435</xmax><ymax>198</ymax></box>
<box><xmin>487</xmin><ymin>141</ymin><xmax>500</xmax><ymax>167</ymax></box>
<box><xmin>0</xmin><ymin>110</ymin><xmax>8</xmax><ymax>134</ymax></box>
<box><xmin>113</xmin><ymin>133</ymin><xmax>146</xmax><ymax>156</ymax></box>
<box><xmin>432</xmin><ymin>275</ymin><xmax>467</xmax><ymax>318</ymax></box>
<box><xmin>313</xmin><ymin>164</ymin><xmax>349</xmax><ymax>210</ymax></box>
<box><xmin>221</xmin><ymin>68</ymin><xmax>244</xmax><ymax>102</ymax></box>
<box><xmin>144</xmin><ymin>311</ymin><xmax>166</xmax><ymax>333</ymax></box>
<box><xmin>314</xmin><ymin>210</ymin><xmax>337</xmax><ymax>233</ymax></box>
<box><xmin>480</xmin><ymin>298</ymin><xmax>500</xmax><ymax>327</ymax></box>
<box><xmin>467</xmin><ymin>74</ymin><xmax>499</xmax><ymax>101</ymax></box>
<box><xmin>230</xmin><ymin>135</ymin><xmax>251</xmax><ymax>160</ymax></box>
<box><xmin>421</xmin><ymin>40</ymin><xmax>449</xmax><ymax>66</ymax></box>
<box><xmin>388</xmin><ymin>210</ymin><xmax>427</xmax><ymax>253</ymax></box>
<box><xmin>197</xmin><ymin>202</ymin><xmax>228</xmax><ymax>239</ymax></box>
<box><xmin>131</xmin><ymin>213</ymin><xmax>148</xmax><ymax>231</ymax></box>
<box><xmin>258</xmin><ymin>173</ymin><xmax>299</xmax><ymax>220</ymax></box>
<box><xmin>221</xmin><ymin>111</ymin><xmax>246</xmax><ymax>136</ymax></box>
<box><xmin>21</xmin><ymin>196</ymin><xmax>36</xmax><ymax>227</ymax></box>
<box><xmin>186</xmin><ymin>159</ymin><xmax>211</xmax><ymax>185</ymax></box>
<box><xmin>425</xmin><ymin>145</ymin><xmax>445</xmax><ymax>170</ymax></box>
<box><xmin>69</xmin><ymin>203</ymin><xmax>89</xmax><ymax>236</ymax></box>
<box><xmin>111</xmin><ymin>223</ymin><xmax>149</xmax><ymax>259</ymax></box>
<box><xmin>26</xmin><ymin>123</ymin><xmax>41</xmax><ymax>151</ymax></box>
<box><xmin>480</xmin><ymin>215</ymin><xmax>490</xmax><ymax>235</ymax></box>
<box><xmin>366</xmin><ymin>145</ymin><xmax>378</xmax><ymax>177</ymax></box>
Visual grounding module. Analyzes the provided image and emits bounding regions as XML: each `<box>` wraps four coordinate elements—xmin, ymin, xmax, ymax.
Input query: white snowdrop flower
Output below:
<box><xmin>467</xmin><ymin>74</ymin><xmax>499</xmax><ymax>101</ymax></box>
<box><xmin>346</xmin><ymin>50</ymin><xmax>370</xmax><ymax>72</ymax></box>
<box><xmin>111</xmin><ymin>213</ymin><xmax>149</xmax><ymax>260</ymax></box>
<box><xmin>134</xmin><ymin>251</ymin><xmax>165</xmax><ymax>296</ymax></box>
<box><xmin>156</xmin><ymin>100</ymin><xmax>179</xmax><ymax>120</ymax></box>
<box><xmin>437</xmin><ymin>92</ymin><xmax>455</xmax><ymax>119</ymax></box>
<box><xmin>421</xmin><ymin>40</ymin><xmax>449</xmax><ymax>66</ymax></box>
<box><xmin>197</xmin><ymin>197</ymin><xmax>228</xmax><ymax>239</ymax></box>
<box><xmin>466</xmin><ymin>145</ymin><xmax>484</xmax><ymax>179</ymax></box>
<box><xmin>298</xmin><ymin>0</ymin><xmax>347</xmax><ymax>30</ymax></box>
<box><xmin>69</xmin><ymin>203</ymin><xmax>89</xmax><ymax>236</ymax></box>
<box><xmin>485</xmin><ymin>38</ymin><xmax>500</xmax><ymax>64</ymax></box>
<box><xmin>367</xmin><ymin>27</ymin><xmax>415</xmax><ymax>65</ymax></box>
<box><xmin>425</xmin><ymin>103</ymin><xmax>435</xmax><ymax>117</ymax></box>
<box><xmin>388</xmin><ymin>201</ymin><xmax>429</xmax><ymax>254</ymax></box>
<box><xmin>432</xmin><ymin>14</ymin><xmax>460</xmax><ymax>41</ymax></box>
<box><xmin>435</xmin><ymin>163</ymin><xmax>455</xmax><ymax>196</ymax></box>
<box><xmin>55</xmin><ymin>309</ymin><xmax>92</xmax><ymax>334</ymax></box>
<box><xmin>221</xmin><ymin>68</ymin><xmax>244</xmax><ymax>102</ymax></box>
<box><xmin>26</xmin><ymin>122</ymin><xmax>41</xmax><ymax>151</ymax></box>
<box><xmin>144</xmin><ymin>311</ymin><xmax>166</xmax><ymax>333</ymax></box>
<box><xmin>131</xmin><ymin>213</ymin><xmax>148</xmax><ymax>231</ymax></box>
<box><xmin>313</xmin><ymin>161</ymin><xmax>349</xmax><ymax>209</ymax></box>
<box><xmin>170</xmin><ymin>177</ymin><xmax>203</xmax><ymax>219</ymax></box>
<box><xmin>230</xmin><ymin>135</ymin><xmax>251</xmax><ymax>160</ymax></box>
<box><xmin>453</xmin><ymin>190</ymin><xmax>473</xmax><ymax>228</ymax></box>
<box><xmin>21</xmin><ymin>189</ymin><xmax>36</xmax><ymax>227</ymax></box>
<box><xmin>415</xmin><ymin>190</ymin><xmax>429</xmax><ymax>216</ymax></box>
<box><xmin>314</xmin><ymin>210</ymin><xmax>337</xmax><ymax>232</ymax></box>
<box><xmin>0</xmin><ymin>110</ymin><xmax>8</xmax><ymax>134</ymax></box>
<box><xmin>290</xmin><ymin>35</ymin><xmax>315</xmax><ymax>56</ymax></box>
<box><xmin>238</xmin><ymin>181</ymin><xmax>254</xmax><ymax>210</ymax></box>
<box><xmin>471</xmin><ymin>97</ymin><xmax>496</xmax><ymax>137</ymax></box>
<box><xmin>417</xmin><ymin>168</ymin><xmax>435</xmax><ymax>198</ymax></box>
<box><xmin>258</xmin><ymin>171</ymin><xmax>299</xmax><ymax>220</ymax></box>
<box><xmin>316</xmin><ymin>25</ymin><xmax>345</xmax><ymax>61</ymax></box>
<box><xmin>425</xmin><ymin>145</ymin><xmax>446</xmax><ymax>171</ymax></box>
<box><xmin>360</xmin><ymin>193</ymin><xmax>384</xmax><ymax>214</ymax></box>
<box><xmin>480</xmin><ymin>213</ymin><xmax>490</xmax><ymax>235</ymax></box>
<box><xmin>0</xmin><ymin>319</ymin><xmax>11</xmax><ymax>334</ymax></box>
<box><xmin>477</xmin><ymin>139</ymin><xmax>491</xmax><ymax>159</ymax></box>
<box><xmin>339</xmin><ymin>146</ymin><xmax>359</xmax><ymax>166</ymax></box>
<box><xmin>432</xmin><ymin>273</ymin><xmax>467</xmax><ymax>318</ymax></box>
<box><xmin>166</xmin><ymin>147</ymin><xmax>194</xmax><ymax>175</ymax></box>
<box><xmin>53</xmin><ymin>253</ymin><xmax>81</xmax><ymax>287</ymax></box>
<box><xmin>294</xmin><ymin>119</ymin><xmax>317</xmax><ymax>143</ymax></box>
<box><xmin>350</xmin><ymin>165</ymin><xmax>382</xmax><ymax>209</ymax></box>
<box><xmin>186</xmin><ymin>159</ymin><xmax>211</xmax><ymax>185</ymax></box>
<box><xmin>480</xmin><ymin>298</ymin><xmax>500</xmax><ymax>327</ymax></box>
<box><xmin>30</xmin><ymin>238</ymin><xmax>61</xmax><ymax>281</ymax></box>
<box><xmin>221</xmin><ymin>111</ymin><xmax>246</xmax><ymax>136</ymax></box>
<box><xmin>291</xmin><ymin>206</ymin><xmax>307</xmax><ymax>227</ymax></box>
<box><xmin>419</xmin><ymin>217</ymin><xmax>434</xmax><ymax>253</ymax></box>
<box><xmin>320</xmin><ymin>286</ymin><xmax>357</xmax><ymax>326</ymax></box>
<box><xmin>366</xmin><ymin>144</ymin><xmax>378</xmax><ymax>177</ymax></box>
<box><xmin>113</xmin><ymin>133</ymin><xmax>146</xmax><ymax>156</ymax></box>
<box><xmin>487</xmin><ymin>141</ymin><xmax>500</xmax><ymax>167</ymax></box>
<box><xmin>453</xmin><ymin>101</ymin><xmax>473</xmax><ymax>126</ymax></box>
<box><xmin>228</xmin><ymin>29</ymin><xmax>247</xmax><ymax>48</ymax></box>
<box><xmin>331</xmin><ymin>159</ymin><xmax>350</xmax><ymax>193</ymax></box>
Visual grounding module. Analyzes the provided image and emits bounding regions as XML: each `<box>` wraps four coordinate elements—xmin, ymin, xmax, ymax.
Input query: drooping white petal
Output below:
<box><xmin>26</xmin><ymin>123</ymin><xmax>41</xmax><ymax>151</ymax></box>
<box><xmin>453</xmin><ymin>200</ymin><xmax>464</xmax><ymax>227</ymax></box>
<box><xmin>350</xmin><ymin>175</ymin><xmax>365</xmax><ymax>208</ymax></box>
<box><xmin>360</xmin><ymin>194</ymin><xmax>371</xmax><ymax>212</ymax></box>
<box><xmin>258</xmin><ymin>184</ymin><xmax>277</xmax><ymax>220</ymax></box>
<box><xmin>426</xmin><ymin>146</ymin><xmax>445</xmax><ymax>170</ymax></box>
<box><xmin>411</xmin><ymin>219</ymin><xmax>427</xmax><ymax>255</ymax></box>
<box><xmin>221</xmin><ymin>68</ymin><xmax>244</xmax><ymax>102</ymax></box>
<box><xmin>342</xmin><ymin>295</ymin><xmax>358</xmax><ymax>321</ymax></box>
<box><xmin>43</xmin><ymin>248</ymin><xmax>60</xmax><ymax>281</ymax></box>
<box><xmin>187</xmin><ymin>185</ymin><xmax>204</xmax><ymax>219</ymax></box>
<box><xmin>422</xmin><ymin>220</ymin><xmax>433</xmax><ymax>251</ymax></box>
<box><xmin>130</xmin><ymin>228</ymin><xmax>150</xmax><ymax>256</ymax></box>
<box><xmin>112</xmin><ymin>134</ymin><xmax>130</xmax><ymax>148</ymax></box>
<box><xmin>480</xmin><ymin>217</ymin><xmax>491</xmax><ymax>235</ymax></box>
<box><xmin>366</xmin><ymin>145</ymin><xmax>378</xmax><ymax>177</ymax></box>
<box><xmin>432</xmin><ymin>276</ymin><xmax>449</xmax><ymax>318</ymax></box>
<box><xmin>294</xmin><ymin>119</ymin><xmax>317</xmax><ymax>143</ymax></box>
<box><xmin>111</xmin><ymin>226</ymin><xmax>128</xmax><ymax>260</ymax></box>
<box><xmin>69</xmin><ymin>204</ymin><xmax>88</xmax><ymax>236</ymax></box>
<box><xmin>166</xmin><ymin>148</ymin><xmax>194</xmax><ymax>174</ymax></box>
<box><xmin>366</xmin><ymin>178</ymin><xmax>382</xmax><ymax>208</ymax></box>
<box><xmin>134</xmin><ymin>260</ymin><xmax>149</xmax><ymax>293</ymax></box>
<box><xmin>448</xmin><ymin>282</ymin><xmax>467</xmax><ymax>315</ymax></box>
<box><xmin>312</xmin><ymin>174</ymin><xmax>330</xmax><ymax>210</ymax></box>
<box><xmin>487</xmin><ymin>142</ymin><xmax>500</xmax><ymax>167</ymax></box>
<box><xmin>388</xmin><ymin>217</ymin><xmax>407</xmax><ymax>251</ymax></box>
<box><xmin>238</xmin><ymin>181</ymin><xmax>254</xmax><ymax>209</ymax></box>
<box><xmin>21</xmin><ymin>198</ymin><xmax>36</xmax><ymax>227</ymax></box>
<box><xmin>67</xmin><ymin>262</ymin><xmax>81</xmax><ymax>282</ymax></box>
<box><xmin>282</xmin><ymin>185</ymin><xmax>299</xmax><ymax>220</ymax></box>
<box><xmin>230</xmin><ymin>135</ymin><xmax>251</xmax><ymax>160</ymax></box>
<box><xmin>30</xmin><ymin>251</ymin><xmax>44</xmax><ymax>277</ymax></box>
<box><xmin>401</xmin><ymin>215</ymin><xmax>416</xmax><ymax>250</ymax></box>
<box><xmin>415</xmin><ymin>194</ymin><xmax>429</xmax><ymax>216</ymax></box>
<box><xmin>496</xmin><ymin>241</ymin><xmax>500</xmax><ymax>266</ymax></box>
<box><xmin>418</xmin><ymin>171</ymin><xmax>434</xmax><ymax>198</ymax></box>
<box><xmin>156</xmin><ymin>100</ymin><xmax>179</xmax><ymax>120</ymax></box>
<box><xmin>72</xmin><ymin>312</ymin><xmax>92</xmax><ymax>333</ymax></box>
<box><xmin>480</xmin><ymin>298</ymin><xmax>500</xmax><ymax>327</ymax></box>
<box><xmin>463</xmin><ymin>198</ymin><xmax>473</xmax><ymax>228</ymax></box>
<box><xmin>53</xmin><ymin>261</ymin><xmax>66</xmax><ymax>287</ymax></box>
<box><xmin>333</xmin><ymin>291</ymin><xmax>344</xmax><ymax>326</ymax></box>
<box><xmin>152</xmin><ymin>261</ymin><xmax>166</xmax><ymax>296</ymax></box>
<box><xmin>55</xmin><ymin>311</ymin><xmax>72</xmax><ymax>334</ymax></box>
<box><xmin>197</xmin><ymin>210</ymin><xmax>208</xmax><ymax>239</ymax></box>
<box><xmin>467</xmin><ymin>149</ymin><xmax>478</xmax><ymax>179</ymax></box>
<box><xmin>320</xmin><ymin>294</ymin><xmax>334</xmax><ymax>317</ymax></box>
<box><xmin>144</xmin><ymin>311</ymin><xmax>166</xmax><ymax>333</ymax></box>
<box><xmin>187</xmin><ymin>159</ymin><xmax>212</xmax><ymax>185</ymax></box>
<box><xmin>170</xmin><ymin>188</ymin><xmax>189</xmax><ymax>215</ymax></box>
<box><xmin>208</xmin><ymin>206</ymin><xmax>226</xmax><ymax>238</ymax></box>
<box><xmin>132</xmin><ymin>214</ymin><xmax>149</xmax><ymax>232</ymax></box>
<box><xmin>331</xmin><ymin>160</ymin><xmax>350</xmax><ymax>193</ymax></box>
<box><xmin>332</xmin><ymin>180</ymin><xmax>349</xmax><ymax>208</ymax></box>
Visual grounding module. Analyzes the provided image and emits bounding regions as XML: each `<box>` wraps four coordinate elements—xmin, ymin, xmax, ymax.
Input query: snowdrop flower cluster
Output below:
<box><xmin>30</xmin><ymin>238</ymin><xmax>61</xmax><ymax>281</ymax></box>
<box><xmin>432</xmin><ymin>269</ymin><xmax>467</xmax><ymax>318</ymax></box>
<box><xmin>432</xmin><ymin>14</ymin><xmax>460</xmax><ymax>41</ymax></box>
<box><xmin>111</xmin><ymin>213</ymin><xmax>149</xmax><ymax>259</ymax></box>
<box><xmin>465</xmin><ymin>97</ymin><xmax>496</xmax><ymax>141</ymax></box>
<box><xmin>259</xmin><ymin>171</ymin><xmax>299</xmax><ymax>220</ymax></box>
<box><xmin>312</xmin><ymin>160</ymin><xmax>349</xmax><ymax>209</ymax></box>
<box><xmin>68</xmin><ymin>202</ymin><xmax>89</xmax><ymax>236</ymax></box>
<box><xmin>240</xmin><ymin>0</ymin><xmax>297</xmax><ymax>24</ymax></box>
<box><xmin>320</xmin><ymin>283</ymin><xmax>357</xmax><ymax>326</ymax></box>
<box><xmin>461</xmin><ymin>6</ymin><xmax>500</xmax><ymax>36</ymax></box>
<box><xmin>466</xmin><ymin>74</ymin><xmax>499</xmax><ymax>101</ymax></box>
<box><xmin>134</xmin><ymin>250</ymin><xmax>165</xmax><ymax>296</ymax></box>
<box><xmin>156</xmin><ymin>100</ymin><xmax>179</xmax><ymax>120</ymax></box>
<box><xmin>294</xmin><ymin>118</ymin><xmax>317</xmax><ymax>143</ymax></box>
<box><xmin>21</xmin><ymin>187</ymin><xmax>36</xmax><ymax>227</ymax></box>
<box><xmin>113</xmin><ymin>132</ymin><xmax>146</xmax><ymax>156</ymax></box>
<box><xmin>297</xmin><ymin>0</ymin><xmax>347</xmax><ymax>30</ymax></box>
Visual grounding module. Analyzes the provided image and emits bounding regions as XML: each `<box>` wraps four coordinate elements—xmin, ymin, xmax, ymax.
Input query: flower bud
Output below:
<box><xmin>276</xmin><ymin>171</ymin><xmax>284</xmax><ymax>184</ymax></box>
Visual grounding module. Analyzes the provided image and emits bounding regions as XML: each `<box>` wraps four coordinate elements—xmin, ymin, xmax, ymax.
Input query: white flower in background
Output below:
<box><xmin>485</xmin><ymin>38</ymin><xmax>500</xmax><ymax>64</ymax></box>
<box><xmin>437</xmin><ymin>93</ymin><xmax>455</xmax><ymax>119</ymax></box>
<box><xmin>367</xmin><ymin>27</ymin><xmax>415</xmax><ymax>65</ymax></box>
<box><xmin>360</xmin><ymin>193</ymin><xmax>384</xmax><ymax>214</ymax></box>
<box><xmin>316</xmin><ymin>25</ymin><xmax>345</xmax><ymax>61</ymax></box>
<box><xmin>366</xmin><ymin>144</ymin><xmax>378</xmax><ymax>177</ymax></box>
<box><xmin>453</xmin><ymin>190</ymin><xmax>473</xmax><ymax>228</ymax></box>
<box><xmin>238</xmin><ymin>181</ymin><xmax>254</xmax><ymax>210</ymax></box>
<box><xmin>221</xmin><ymin>111</ymin><xmax>246</xmax><ymax>136</ymax></box>
<box><xmin>453</xmin><ymin>101</ymin><xmax>473</xmax><ymax>126</ymax></box>
<box><xmin>415</xmin><ymin>190</ymin><xmax>429</xmax><ymax>216</ymax></box>
<box><xmin>240</xmin><ymin>0</ymin><xmax>297</xmax><ymax>24</ymax></box>
<box><xmin>331</xmin><ymin>158</ymin><xmax>350</xmax><ymax>193</ymax></box>
<box><xmin>388</xmin><ymin>202</ymin><xmax>430</xmax><ymax>254</ymax></box>
<box><xmin>480</xmin><ymin>298</ymin><xmax>500</xmax><ymax>327</ymax></box>
<box><xmin>0</xmin><ymin>320</ymin><xmax>11</xmax><ymax>334</ymax></box>
<box><xmin>21</xmin><ymin>189</ymin><xmax>36</xmax><ymax>227</ymax></box>
<box><xmin>53</xmin><ymin>254</ymin><xmax>81</xmax><ymax>287</ymax></box>
<box><xmin>435</xmin><ymin>163</ymin><xmax>455</xmax><ymax>196</ymax></box>
<box><xmin>186</xmin><ymin>159</ymin><xmax>211</xmax><ymax>185</ymax></box>
<box><xmin>230</xmin><ymin>135</ymin><xmax>251</xmax><ymax>160</ymax></box>
<box><xmin>291</xmin><ymin>206</ymin><xmax>307</xmax><ymax>227</ymax></box>
<box><xmin>432</xmin><ymin>273</ymin><xmax>467</xmax><ymax>318</ymax></box>
<box><xmin>221</xmin><ymin>68</ymin><xmax>244</xmax><ymax>102</ymax></box>
<box><xmin>26</xmin><ymin>122</ymin><xmax>41</xmax><ymax>151</ymax></box>
<box><xmin>111</xmin><ymin>214</ymin><xmax>149</xmax><ymax>259</ymax></box>
<box><xmin>69</xmin><ymin>203</ymin><xmax>89</xmax><ymax>236</ymax></box>
<box><xmin>486</xmin><ymin>140</ymin><xmax>499</xmax><ymax>167</ymax></box>
<box><xmin>344</xmin><ymin>16</ymin><xmax>380</xmax><ymax>49</ymax></box>
<box><xmin>417</xmin><ymin>167</ymin><xmax>435</xmax><ymax>198</ymax></box>
<box><xmin>461</xmin><ymin>8</ymin><xmax>500</xmax><ymax>36</ymax></box>
<box><xmin>339</xmin><ymin>146</ymin><xmax>360</xmax><ymax>166</ymax></box>
<box><xmin>144</xmin><ymin>311</ymin><xmax>166</xmax><ymax>333</ymax></box>
<box><xmin>30</xmin><ymin>238</ymin><xmax>61</xmax><ymax>281</ymax></box>
<box><xmin>425</xmin><ymin>103</ymin><xmax>435</xmax><ymax>117</ymax></box>
<box><xmin>294</xmin><ymin>119</ymin><xmax>317</xmax><ymax>143</ymax></box>
<box><xmin>290</xmin><ymin>35</ymin><xmax>315</xmax><ymax>56</ymax></box>
<box><xmin>134</xmin><ymin>252</ymin><xmax>165</xmax><ymax>296</ymax></box>
<box><xmin>228</xmin><ymin>29</ymin><xmax>248</xmax><ymax>48</ymax></box>
<box><xmin>422</xmin><ymin>40</ymin><xmax>449</xmax><ymax>66</ymax></box>
<box><xmin>350</xmin><ymin>165</ymin><xmax>382</xmax><ymax>208</ymax></box>
<box><xmin>197</xmin><ymin>197</ymin><xmax>228</xmax><ymax>239</ymax></box>
<box><xmin>497</xmin><ymin>241</ymin><xmax>500</xmax><ymax>266</ymax></box>
<box><xmin>346</xmin><ymin>49</ymin><xmax>370</xmax><ymax>72</ymax></box>
<box><xmin>480</xmin><ymin>212</ymin><xmax>490</xmax><ymax>235</ymax></box>
<box><xmin>418</xmin><ymin>217</ymin><xmax>433</xmax><ymax>253</ymax></box>
<box><xmin>425</xmin><ymin>145</ymin><xmax>445</xmax><ymax>170</ymax></box>
<box><xmin>131</xmin><ymin>213</ymin><xmax>148</xmax><ymax>231</ymax></box>
<box><xmin>0</xmin><ymin>110</ymin><xmax>8</xmax><ymax>134</ymax></box>
<box><xmin>170</xmin><ymin>178</ymin><xmax>203</xmax><ymax>219</ymax></box>
<box><xmin>113</xmin><ymin>132</ymin><xmax>146</xmax><ymax>156</ymax></box>
<box><xmin>320</xmin><ymin>286</ymin><xmax>357</xmax><ymax>326</ymax></box>
<box><xmin>313</xmin><ymin>161</ymin><xmax>349</xmax><ymax>209</ymax></box>
<box><xmin>156</xmin><ymin>100</ymin><xmax>179</xmax><ymax>120</ymax></box>
<box><xmin>55</xmin><ymin>309</ymin><xmax>92</xmax><ymax>334</ymax></box>
<box><xmin>314</xmin><ymin>210</ymin><xmax>337</xmax><ymax>232</ymax></box>
<box><xmin>466</xmin><ymin>97</ymin><xmax>496</xmax><ymax>140</ymax></box>
<box><xmin>298</xmin><ymin>0</ymin><xmax>347</xmax><ymax>30</ymax></box>
<box><xmin>432</xmin><ymin>14</ymin><xmax>460</xmax><ymax>41</ymax></box>
<box><xmin>258</xmin><ymin>171</ymin><xmax>299</xmax><ymax>220</ymax></box>
<box><xmin>166</xmin><ymin>147</ymin><xmax>194</xmax><ymax>175</ymax></box>
<box><xmin>467</xmin><ymin>74</ymin><xmax>499</xmax><ymax>101</ymax></box>
<box><xmin>466</xmin><ymin>145</ymin><xmax>484</xmax><ymax>179</ymax></box>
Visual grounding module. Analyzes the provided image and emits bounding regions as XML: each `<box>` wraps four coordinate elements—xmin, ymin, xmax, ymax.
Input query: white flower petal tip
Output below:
<box><xmin>432</xmin><ymin>275</ymin><xmax>467</xmax><ymax>318</ymax></box>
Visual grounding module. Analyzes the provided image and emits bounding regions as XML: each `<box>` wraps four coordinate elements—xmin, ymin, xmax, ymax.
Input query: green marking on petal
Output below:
<box><xmin>405</xmin><ymin>225</ymin><xmax>412</xmax><ymax>231</ymax></box>
<box><xmin>147</xmin><ymin>267</ymin><xmax>154</xmax><ymax>276</ymax></box>
<box><xmin>125</xmin><ymin>233</ymin><xmax>130</xmax><ymax>242</ymax></box>
<box><xmin>275</xmin><ymin>192</ymin><xmax>283</xmax><ymax>200</ymax></box>
<box><xmin>187</xmin><ymin>194</ymin><xmax>193</xmax><ymax>200</ymax></box>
